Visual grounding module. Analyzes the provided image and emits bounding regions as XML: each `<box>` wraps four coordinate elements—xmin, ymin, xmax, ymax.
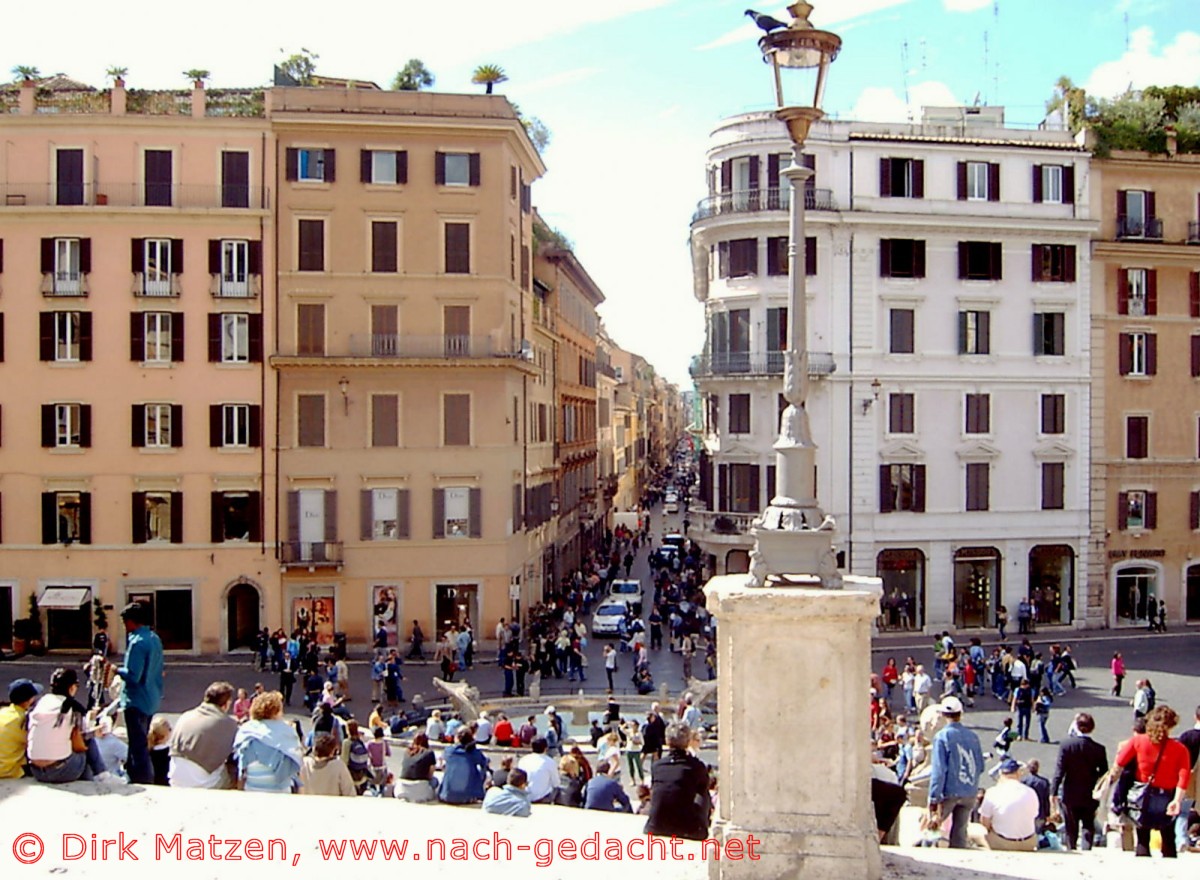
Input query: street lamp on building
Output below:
<box><xmin>747</xmin><ymin>1</ymin><xmax>842</xmax><ymax>588</ymax></box>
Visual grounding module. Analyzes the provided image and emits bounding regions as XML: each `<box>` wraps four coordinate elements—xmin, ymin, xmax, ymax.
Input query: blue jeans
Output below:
<box><xmin>1016</xmin><ymin>707</ymin><xmax>1031</xmax><ymax>739</ymax></box>
<box><xmin>124</xmin><ymin>706</ymin><xmax>153</xmax><ymax>784</ymax></box>
<box><xmin>1176</xmin><ymin>797</ymin><xmax>1195</xmax><ymax>852</ymax></box>
<box><xmin>30</xmin><ymin>738</ymin><xmax>106</xmax><ymax>783</ymax></box>
<box><xmin>1037</xmin><ymin>713</ymin><xmax>1050</xmax><ymax>743</ymax></box>
<box><xmin>503</xmin><ymin>669</ymin><xmax>514</xmax><ymax>696</ymax></box>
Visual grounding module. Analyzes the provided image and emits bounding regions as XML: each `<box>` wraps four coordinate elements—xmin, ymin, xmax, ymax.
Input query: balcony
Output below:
<box><xmin>1188</xmin><ymin>221</ymin><xmax>1200</xmax><ymax>245</ymax></box>
<box><xmin>41</xmin><ymin>273</ymin><xmax>87</xmax><ymax>297</ymax></box>
<box><xmin>210</xmin><ymin>275</ymin><xmax>261</xmax><ymax>299</ymax></box>
<box><xmin>0</xmin><ymin>183</ymin><xmax>269</xmax><ymax>210</ymax></box>
<box><xmin>692</xmin><ymin>187</ymin><xmax>837</xmax><ymax>223</ymax></box>
<box><xmin>691</xmin><ymin>509</ymin><xmax>757</xmax><ymax>543</ymax></box>
<box><xmin>280</xmin><ymin>541</ymin><xmax>343</xmax><ymax>569</ymax></box>
<box><xmin>132</xmin><ymin>273</ymin><xmax>182</xmax><ymax>298</ymax></box>
<box><xmin>1116</xmin><ymin>216</ymin><xmax>1164</xmax><ymax>241</ymax></box>
<box><xmin>336</xmin><ymin>334</ymin><xmax>525</xmax><ymax>360</ymax></box>
<box><xmin>690</xmin><ymin>350</ymin><xmax>836</xmax><ymax>378</ymax></box>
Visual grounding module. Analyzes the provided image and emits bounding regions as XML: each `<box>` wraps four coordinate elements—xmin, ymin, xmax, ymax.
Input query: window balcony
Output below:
<box><xmin>0</xmin><ymin>183</ymin><xmax>268</xmax><ymax>210</ymax></box>
<box><xmin>342</xmin><ymin>334</ymin><xmax>525</xmax><ymax>360</ymax></box>
<box><xmin>280</xmin><ymin>541</ymin><xmax>343</xmax><ymax>569</ymax></box>
<box><xmin>1116</xmin><ymin>217</ymin><xmax>1164</xmax><ymax>241</ymax></box>
<box><xmin>1188</xmin><ymin>221</ymin><xmax>1200</xmax><ymax>245</ymax></box>
<box><xmin>691</xmin><ymin>187</ymin><xmax>837</xmax><ymax>223</ymax></box>
<box><xmin>690</xmin><ymin>508</ymin><xmax>757</xmax><ymax>543</ymax></box>
<box><xmin>690</xmin><ymin>350</ymin><xmax>835</xmax><ymax>378</ymax></box>
<box><xmin>132</xmin><ymin>273</ymin><xmax>182</xmax><ymax>298</ymax></box>
<box><xmin>40</xmin><ymin>274</ymin><xmax>87</xmax><ymax>297</ymax></box>
<box><xmin>210</xmin><ymin>275</ymin><xmax>261</xmax><ymax>298</ymax></box>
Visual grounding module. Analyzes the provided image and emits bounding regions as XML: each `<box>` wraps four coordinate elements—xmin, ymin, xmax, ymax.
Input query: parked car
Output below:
<box><xmin>591</xmin><ymin>601</ymin><xmax>631</xmax><ymax>637</ymax></box>
<box><xmin>608</xmin><ymin>579</ymin><xmax>645</xmax><ymax>615</ymax></box>
<box><xmin>662</xmin><ymin>533</ymin><xmax>685</xmax><ymax>549</ymax></box>
<box><xmin>663</xmin><ymin>492</ymin><xmax>679</xmax><ymax>513</ymax></box>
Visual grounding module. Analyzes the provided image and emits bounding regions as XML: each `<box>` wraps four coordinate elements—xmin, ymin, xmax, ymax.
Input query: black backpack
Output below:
<box><xmin>1145</xmin><ymin>686</ymin><xmax>1156</xmax><ymax>712</ymax></box>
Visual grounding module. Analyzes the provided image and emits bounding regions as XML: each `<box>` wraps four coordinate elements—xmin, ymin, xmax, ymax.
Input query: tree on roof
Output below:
<box><xmin>392</xmin><ymin>59</ymin><xmax>434</xmax><ymax>91</ymax></box>
<box><xmin>471</xmin><ymin>64</ymin><xmax>508</xmax><ymax>95</ymax></box>
<box><xmin>12</xmin><ymin>65</ymin><xmax>40</xmax><ymax>82</ymax></box>
<box><xmin>279</xmin><ymin>49</ymin><xmax>318</xmax><ymax>86</ymax></box>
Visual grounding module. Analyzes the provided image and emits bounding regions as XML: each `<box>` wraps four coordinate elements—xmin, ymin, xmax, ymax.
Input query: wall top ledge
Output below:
<box><xmin>705</xmin><ymin>574</ymin><xmax>882</xmax><ymax>619</ymax></box>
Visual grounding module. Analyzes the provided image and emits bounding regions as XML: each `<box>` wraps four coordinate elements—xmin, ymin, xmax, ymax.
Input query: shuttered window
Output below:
<box><xmin>1040</xmin><ymin>394</ymin><xmax>1065</xmax><ymax>434</ymax></box>
<box><xmin>965</xmin><ymin>394</ymin><xmax>990</xmax><ymax>434</ymax></box>
<box><xmin>728</xmin><ymin>394</ymin><xmax>751</xmax><ymax>434</ymax></box>
<box><xmin>888</xmin><ymin>393</ymin><xmax>914</xmax><ymax>434</ymax></box>
<box><xmin>444</xmin><ymin>223</ymin><xmax>471</xmax><ymax>274</ymax></box>
<box><xmin>297</xmin><ymin>394</ymin><xmax>326</xmax><ymax>447</ymax></box>
<box><xmin>443</xmin><ymin>394</ymin><xmax>471</xmax><ymax>446</ymax></box>
<box><xmin>965</xmin><ymin>462</ymin><xmax>989</xmax><ymax>511</ymax></box>
<box><xmin>296</xmin><ymin>304</ymin><xmax>325</xmax><ymax>356</ymax></box>
<box><xmin>889</xmin><ymin>309</ymin><xmax>914</xmax><ymax>354</ymax></box>
<box><xmin>371</xmin><ymin>221</ymin><xmax>398</xmax><ymax>273</ymax></box>
<box><xmin>1041</xmin><ymin>463</ymin><xmax>1065</xmax><ymax>510</ymax></box>
<box><xmin>879</xmin><ymin>239</ymin><xmax>926</xmax><ymax>278</ymax></box>
<box><xmin>371</xmin><ymin>394</ymin><xmax>399</xmax><ymax>447</ymax></box>
<box><xmin>1126</xmin><ymin>416</ymin><xmax>1149</xmax><ymax>459</ymax></box>
<box><xmin>297</xmin><ymin>219</ymin><xmax>325</xmax><ymax>271</ymax></box>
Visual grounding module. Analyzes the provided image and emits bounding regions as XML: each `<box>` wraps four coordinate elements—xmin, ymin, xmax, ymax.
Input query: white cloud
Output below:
<box><xmin>942</xmin><ymin>0</ymin><xmax>991</xmax><ymax>11</ymax></box>
<box><xmin>1085</xmin><ymin>27</ymin><xmax>1200</xmax><ymax>98</ymax></box>
<box><xmin>696</xmin><ymin>1</ymin><xmax>912</xmax><ymax>51</ymax></box>
<box><xmin>848</xmin><ymin>80</ymin><xmax>960</xmax><ymax>123</ymax></box>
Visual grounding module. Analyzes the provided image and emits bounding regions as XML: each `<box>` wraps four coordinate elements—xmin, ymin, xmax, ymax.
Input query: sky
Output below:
<box><xmin>5</xmin><ymin>0</ymin><xmax>1199</xmax><ymax>386</ymax></box>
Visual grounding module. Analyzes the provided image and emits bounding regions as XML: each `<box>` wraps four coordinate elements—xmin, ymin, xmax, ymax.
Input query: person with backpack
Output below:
<box><xmin>1011</xmin><ymin>679</ymin><xmax>1035</xmax><ymax>741</ymax></box>
<box><xmin>1133</xmin><ymin>679</ymin><xmax>1156</xmax><ymax>721</ymax></box>
<box><xmin>1035</xmin><ymin>688</ymin><xmax>1055</xmax><ymax>744</ymax></box>
<box><xmin>341</xmin><ymin>720</ymin><xmax>371</xmax><ymax>793</ymax></box>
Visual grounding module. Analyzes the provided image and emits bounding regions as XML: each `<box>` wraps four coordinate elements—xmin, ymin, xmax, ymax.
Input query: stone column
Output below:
<box><xmin>705</xmin><ymin>575</ymin><xmax>882</xmax><ymax>880</ymax></box>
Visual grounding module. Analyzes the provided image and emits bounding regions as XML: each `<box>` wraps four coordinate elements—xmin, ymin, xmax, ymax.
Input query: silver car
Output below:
<box><xmin>591</xmin><ymin>601</ymin><xmax>630</xmax><ymax>637</ymax></box>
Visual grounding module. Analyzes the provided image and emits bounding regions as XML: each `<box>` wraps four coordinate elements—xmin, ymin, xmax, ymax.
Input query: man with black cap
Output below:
<box><xmin>927</xmin><ymin>695</ymin><xmax>984</xmax><ymax>848</ymax></box>
<box><xmin>115</xmin><ymin>602</ymin><xmax>164</xmax><ymax>784</ymax></box>
<box><xmin>0</xmin><ymin>679</ymin><xmax>43</xmax><ymax>778</ymax></box>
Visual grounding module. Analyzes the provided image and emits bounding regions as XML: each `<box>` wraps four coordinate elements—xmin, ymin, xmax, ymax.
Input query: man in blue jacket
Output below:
<box><xmin>584</xmin><ymin>758</ymin><xmax>633</xmax><ymax>812</ymax></box>
<box><xmin>116</xmin><ymin>602</ymin><xmax>164</xmax><ymax>785</ymax></box>
<box><xmin>927</xmin><ymin>695</ymin><xmax>984</xmax><ymax>848</ymax></box>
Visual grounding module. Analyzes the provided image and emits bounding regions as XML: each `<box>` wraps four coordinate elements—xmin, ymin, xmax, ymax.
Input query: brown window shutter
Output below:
<box><xmin>956</xmin><ymin>162</ymin><xmax>967</xmax><ymax>200</ymax></box>
<box><xmin>210</xmin><ymin>493</ymin><xmax>223</xmax><ymax>543</ymax></box>
<box><xmin>171</xmin><ymin>313</ymin><xmax>185</xmax><ymax>362</ymax></box>
<box><xmin>397</xmin><ymin>151</ymin><xmax>408</xmax><ymax>184</ymax></box>
<box><xmin>717</xmin><ymin>241</ymin><xmax>730</xmax><ymax>278</ymax></box>
<box><xmin>397</xmin><ymin>489</ymin><xmax>410</xmax><ymax>539</ymax></box>
<box><xmin>1064</xmin><ymin>246</ymin><xmax>1076</xmax><ymax>283</ymax></box>
<box><xmin>989</xmin><ymin>242</ymin><xmax>1002</xmax><ymax>280</ymax></box>
<box><xmin>285</xmin><ymin>148</ymin><xmax>298</xmax><ymax>181</ymax></box>
<box><xmin>323</xmin><ymin>149</ymin><xmax>335</xmax><ymax>182</ymax></box>
<box><xmin>747</xmin><ymin>156</ymin><xmax>759</xmax><ymax>191</ymax></box>
<box><xmin>988</xmin><ymin>162</ymin><xmax>1000</xmax><ymax>201</ymax></box>
<box><xmin>171</xmin><ymin>239</ymin><xmax>184</xmax><ymax>274</ymax></box>
<box><xmin>79</xmin><ymin>405</ymin><xmax>91</xmax><ymax>448</ymax></box>
<box><xmin>720</xmin><ymin>160</ymin><xmax>732</xmax><ymax>193</ymax></box>
<box><xmin>1116</xmin><ymin>190</ymin><xmax>1127</xmax><ymax>225</ymax></box>
<box><xmin>435</xmin><ymin>152</ymin><xmax>446</xmax><ymax>185</ymax></box>
<box><xmin>42</xmin><ymin>493</ymin><xmax>57</xmax><ymax>544</ymax></box>
<box><xmin>806</xmin><ymin>236</ymin><xmax>816</xmax><ymax>276</ymax></box>
<box><xmin>131</xmin><ymin>238</ymin><xmax>144</xmax><ymax>274</ymax></box>
<box><xmin>912</xmin><ymin>160</ymin><xmax>924</xmax><ymax>198</ymax></box>
<box><xmin>170</xmin><ymin>404</ymin><xmax>183</xmax><ymax>447</ymax></box>
<box><xmin>1031</xmin><ymin>245</ymin><xmax>1043</xmax><ymax>282</ymax></box>
<box><xmin>1146</xmin><ymin>333</ymin><xmax>1157</xmax><ymax>375</ymax></box>
<box><xmin>1117</xmin><ymin>492</ymin><xmax>1129</xmax><ymax>530</ymax></box>
<box><xmin>913</xmin><ymin>465</ymin><xmax>926</xmax><ymax>512</ymax></box>
<box><xmin>1118</xmin><ymin>333</ymin><xmax>1132</xmax><ymax>375</ymax></box>
<box><xmin>75</xmin><ymin>312</ymin><xmax>92</xmax><ymax>361</ymax></box>
<box><xmin>131</xmin><ymin>404</ymin><xmax>145</xmax><ymax>447</ymax></box>
<box><xmin>208</xmin><ymin>240</ymin><xmax>220</xmax><ymax>274</ymax></box>
<box><xmin>1193</xmin><ymin>336</ymin><xmax>1200</xmax><ymax>377</ymax></box>
<box><xmin>372</xmin><ymin>221</ymin><xmax>397</xmax><ymax>272</ymax></box>
<box><xmin>248</xmin><ymin>314</ymin><xmax>263</xmax><ymax>363</ymax></box>
<box><xmin>1062</xmin><ymin>165</ymin><xmax>1074</xmax><ymax>203</ymax></box>
<box><xmin>249</xmin><ymin>405</ymin><xmax>261</xmax><ymax>448</ymax></box>
<box><xmin>468</xmin><ymin>487</ymin><xmax>482</xmax><ymax>537</ymax></box>
<box><xmin>468</xmin><ymin>153</ymin><xmax>481</xmax><ymax>186</ymax></box>
<box><xmin>169</xmin><ymin>492</ymin><xmax>183</xmax><ymax>544</ymax></box>
<box><xmin>209</xmin><ymin>405</ymin><xmax>222</xmax><ymax>447</ymax></box>
<box><xmin>247</xmin><ymin>492</ymin><xmax>262</xmax><ymax>543</ymax></box>
<box><xmin>324</xmin><ymin>490</ymin><xmax>337</xmax><ymax>543</ymax></box>
<box><xmin>131</xmin><ymin>492</ymin><xmax>146</xmax><ymax>544</ymax></box>
<box><xmin>879</xmin><ymin>158</ymin><xmax>891</xmax><ymax>197</ymax></box>
<box><xmin>1191</xmin><ymin>272</ymin><xmax>1200</xmax><ymax>318</ymax></box>
<box><xmin>432</xmin><ymin>489</ymin><xmax>445</xmax><ymax>538</ymax></box>
<box><xmin>361</xmin><ymin>489</ymin><xmax>373</xmax><ymax>541</ymax></box>
<box><xmin>79</xmin><ymin>239</ymin><xmax>91</xmax><ymax>275</ymax></box>
<box><xmin>957</xmin><ymin>242</ymin><xmax>969</xmax><ymax>279</ymax></box>
<box><xmin>913</xmin><ymin>240</ymin><xmax>926</xmax><ymax>278</ymax></box>
<box><xmin>1146</xmin><ymin>269</ymin><xmax>1157</xmax><ymax>315</ymax></box>
<box><xmin>207</xmin><ymin>314</ymin><xmax>221</xmax><ymax>362</ymax></box>
<box><xmin>1191</xmin><ymin>491</ymin><xmax>1200</xmax><ymax>531</ymax></box>
<box><xmin>41</xmin><ymin>404</ymin><xmax>56</xmax><ymax>447</ymax></box>
<box><xmin>767</xmin><ymin>154</ymin><xmax>779</xmax><ymax>190</ymax></box>
<box><xmin>879</xmin><ymin>465</ymin><xmax>894</xmax><ymax>513</ymax></box>
<box><xmin>41</xmin><ymin>238</ymin><xmax>55</xmax><ymax>274</ymax></box>
<box><xmin>1146</xmin><ymin>191</ymin><xmax>1155</xmax><ymax>221</ymax></box>
<box><xmin>1145</xmin><ymin>492</ymin><xmax>1157</xmax><ymax>529</ymax></box>
<box><xmin>1032</xmin><ymin>165</ymin><xmax>1043</xmax><ymax>202</ymax></box>
<box><xmin>129</xmin><ymin>313</ymin><xmax>143</xmax><ymax>361</ymax></box>
<box><xmin>1117</xmin><ymin>269</ymin><xmax>1129</xmax><ymax>314</ymax></box>
<box><xmin>360</xmin><ymin>149</ymin><xmax>372</xmax><ymax>183</ymax></box>
<box><xmin>879</xmin><ymin>239</ymin><xmax>892</xmax><ymax>277</ymax></box>
<box><xmin>287</xmin><ymin>491</ymin><xmax>300</xmax><ymax>543</ymax></box>
<box><xmin>958</xmin><ymin>311</ymin><xmax>969</xmax><ymax>354</ymax></box>
<box><xmin>248</xmin><ymin>241</ymin><xmax>262</xmax><ymax>275</ymax></box>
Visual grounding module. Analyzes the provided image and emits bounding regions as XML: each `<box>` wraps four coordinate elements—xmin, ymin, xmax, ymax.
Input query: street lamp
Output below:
<box><xmin>747</xmin><ymin>2</ymin><xmax>842</xmax><ymax>588</ymax></box>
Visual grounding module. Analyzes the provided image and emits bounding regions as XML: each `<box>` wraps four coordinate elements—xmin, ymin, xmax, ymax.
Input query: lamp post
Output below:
<box><xmin>746</xmin><ymin>2</ymin><xmax>843</xmax><ymax>588</ymax></box>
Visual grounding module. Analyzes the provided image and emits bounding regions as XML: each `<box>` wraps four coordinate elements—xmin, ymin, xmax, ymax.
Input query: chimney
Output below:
<box><xmin>192</xmin><ymin>82</ymin><xmax>206</xmax><ymax>118</ymax></box>
<box><xmin>111</xmin><ymin>81</ymin><xmax>126</xmax><ymax>116</ymax></box>
<box><xmin>18</xmin><ymin>78</ymin><xmax>35</xmax><ymax>115</ymax></box>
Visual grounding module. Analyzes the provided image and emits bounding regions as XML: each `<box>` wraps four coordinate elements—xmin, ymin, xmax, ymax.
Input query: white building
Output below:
<box><xmin>690</xmin><ymin>107</ymin><xmax>1098</xmax><ymax>632</ymax></box>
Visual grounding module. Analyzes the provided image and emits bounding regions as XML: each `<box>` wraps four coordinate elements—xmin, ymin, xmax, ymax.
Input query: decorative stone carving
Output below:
<box><xmin>431</xmin><ymin>678</ymin><xmax>482</xmax><ymax>722</ymax></box>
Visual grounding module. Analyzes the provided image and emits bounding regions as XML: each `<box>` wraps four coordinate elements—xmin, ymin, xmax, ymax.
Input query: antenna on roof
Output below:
<box><xmin>900</xmin><ymin>40</ymin><xmax>912</xmax><ymax>121</ymax></box>
<box><xmin>982</xmin><ymin>30</ymin><xmax>989</xmax><ymax>104</ymax></box>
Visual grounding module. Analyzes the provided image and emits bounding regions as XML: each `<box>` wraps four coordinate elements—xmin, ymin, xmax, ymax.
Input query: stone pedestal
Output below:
<box><xmin>704</xmin><ymin>575</ymin><xmax>883</xmax><ymax>880</ymax></box>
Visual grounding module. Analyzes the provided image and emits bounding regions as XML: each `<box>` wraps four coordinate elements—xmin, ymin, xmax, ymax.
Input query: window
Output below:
<box><xmin>805</xmin><ymin>236</ymin><xmax>817</xmax><ymax>276</ymax></box>
<box><xmin>888</xmin><ymin>393</ymin><xmax>914</xmax><ymax>434</ymax></box>
<box><xmin>958</xmin><ymin>310</ymin><xmax>990</xmax><ymax>355</ymax></box>
<box><xmin>889</xmin><ymin>309</ymin><xmax>914</xmax><ymax>354</ymax></box>
<box><xmin>212</xmin><ymin>403</ymin><xmax>258</xmax><ymax>448</ymax></box>
<box><xmin>879</xmin><ymin>463</ymin><xmax>926</xmax><ymax>513</ymax></box>
<box><xmin>41</xmin><ymin>237</ymin><xmax>89</xmax><ymax>295</ymax></box>
<box><xmin>211</xmin><ymin>491</ymin><xmax>261</xmax><ymax>542</ymax></box>
<box><xmin>52</xmin><ymin>403</ymin><xmax>86</xmax><ymax>447</ymax></box>
<box><xmin>436</xmin><ymin>486</ymin><xmax>479</xmax><ymax>538</ymax></box>
<box><xmin>1033</xmin><ymin>164</ymin><xmax>1072</xmax><ymax>204</ymax></box>
<box><xmin>134</xmin><ymin>238</ymin><xmax>181</xmax><ymax>297</ymax></box>
<box><xmin>371</xmin><ymin>394</ymin><xmax>399</xmax><ymax>447</ymax></box>
<box><xmin>728</xmin><ymin>394</ymin><xmax>751</xmax><ymax>434</ymax></box>
<box><xmin>444</xmin><ymin>305</ymin><xmax>470</xmax><ymax>357</ymax></box>
<box><xmin>47</xmin><ymin>311</ymin><xmax>89</xmax><ymax>362</ymax></box>
<box><xmin>965</xmin><ymin>394</ymin><xmax>990</xmax><ymax>434</ymax></box>
<box><xmin>1033</xmin><ymin>313</ymin><xmax>1066</xmax><ymax>357</ymax></box>
<box><xmin>1192</xmin><ymin>335</ymin><xmax>1200</xmax><ymax>378</ymax></box>
<box><xmin>444</xmin><ymin>222</ymin><xmax>471</xmax><ymax>274</ymax></box>
<box><xmin>767</xmin><ymin>236</ymin><xmax>787</xmax><ymax>276</ymax></box>
<box><xmin>965</xmin><ymin>462</ymin><xmax>989</xmax><ymax>511</ymax></box>
<box><xmin>142</xmin><ymin>403</ymin><xmax>177</xmax><ymax>448</ymax></box>
<box><xmin>43</xmin><ymin>491</ymin><xmax>89</xmax><ymax>544</ymax></box>
<box><xmin>371</xmin><ymin>305</ymin><xmax>398</xmax><ymax>356</ymax></box>
<box><xmin>365</xmin><ymin>487</ymin><xmax>409</xmax><ymax>540</ymax></box>
<box><xmin>297</xmin><ymin>394</ymin><xmax>325</xmax><ymax>448</ymax></box>
<box><xmin>1119</xmin><ymin>490</ymin><xmax>1155</xmax><ymax>531</ymax></box>
<box><xmin>717</xmin><ymin>238</ymin><xmax>757</xmax><ymax>278</ymax></box>
<box><xmin>212</xmin><ymin>239</ymin><xmax>257</xmax><ymax>297</ymax></box>
<box><xmin>297</xmin><ymin>219</ymin><xmax>325</xmax><ymax>271</ymax></box>
<box><xmin>436</xmin><ymin>152</ymin><xmax>480</xmax><ymax>187</ymax></box>
<box><xmin>1118</xmin><ymin>268</ymin><xmax>1156</xmax><ymax>316</ymax></box>
<box><xmin>221</xmin><ymin>150</ymin><xmax>250</xmax><ymax>208</ymax></box>
<box><xmin>220</xmin><ymin>313</ymin><xmax>248</xmax><ymax>363</ymax></box>
<box><xmin>1126</xmin><ymin>415</ymin><xmax>1149</xmax><ymax>459</ymax></box>
<box><xmin>1119</xmin><ymin>331</ymin><xmax>1155</xmax><ymax>376</ymax></box>
<box><xmin>879</xmin><ymin>158</ymin><xmax>924</xmax><ymax>198</ymax></box>
<box><xmin>361</xmin><ymin>150</ymin><xmax>407</xmax><ymax>185</ymax></box>
<box><xmin>1040</xmin><ymin>394</ymin><xmax>1065</xmax><ymax>434</ymax></box>
<box><xmin>371</xmin><ymin>221</ymin><xmax>398</xmax><ymax>273</ymax></box>
<box><xmin>959</xmin><ymin>161</ymin><xmax>998</xmax><ymax>201</ymax></box>
<box><xmin>1117</xmin><ymin>190</ymin><xmax>1158</xmax><ymax>239</ymax></box>
<box><xmin>55</xmin><ymin>148</ymin><xmax>84</xmax><ymax>206</ymax></box>
<box><xmin>1032</xmin><ymin>245</ymin><xmax>1076</xmax><ymax>283</ymax></box>
<box><xmin>443</xmin><ymin>394</ymin><xmax>471</xmax><ymax>446</ymax></box>
<box><xmin>293</xmin><ymin>303</ymin><xmax>325</xmax><ymax>357</ymax></box>
<box><xmin>132</xmin><ymin>491</ymin><xmax>179</xmax><ymax>543</ymax></box>
<box><xmin>880</xmin><ymin>239</ymin><xmax>926</xmax><ymax>278</ymax></box>
<box><xmin>958</xmin><ymin>242</ymin><xmax>1002</xmax><ymax>280</ymax></box>
<box><xmin>286</xmin><ymin>148</ymin><xmax>334</xmax><ymax>183</ymax></box>
<box><xmin>144</xmin><ymin>149</ymin><xmax>172</xmax><ymax>206</ymax></box>
<box><xmin>1041</xmin><ymin>463</ymin><xmax>1064</xmax><ymax>510</ymax></box>
<box><xmin>132</xmin><ymin>312</ymin><xmax>178</xmax><ymax>363</ymax></box>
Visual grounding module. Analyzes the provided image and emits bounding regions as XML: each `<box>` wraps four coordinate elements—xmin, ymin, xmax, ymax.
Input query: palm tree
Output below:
<box><xmin>184</xmin><ymin>69</ymin><xmax>211</xmax><ymax>86</ymax></box>
<box><xmin>392</xmin><ymin>59</ymin><xmax>434</xmax><ymax>91</ymax></box>
<box><xmin>105</xmin><ymin>66</ymin><xmax>129</xmax><ymax>85</ymax></box>
<box><xmin>1045</xmin><ymin>75</ymin><xmax>1086</xmax><ymax>134</ymax></box>
<box><xmin>12</xmin><ymin>65</ymin><xmax>40</xmax><ymax>83</ymax></box>
<box><xmin>471</xmin><ymin>64</ymin><xmax>508</xmax><ymax>95</ymax></box>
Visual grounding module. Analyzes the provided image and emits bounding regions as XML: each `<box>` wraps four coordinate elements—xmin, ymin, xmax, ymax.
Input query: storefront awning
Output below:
<box><xmin>37</xmin><ymin>587</ymin><xmax>90</xmax><ymax>610</ymax></box>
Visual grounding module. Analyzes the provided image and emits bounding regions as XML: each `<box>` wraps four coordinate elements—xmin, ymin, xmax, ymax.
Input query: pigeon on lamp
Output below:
<box><xmin>745</xmin><ymin>9</ymin><xmax>789</xmax><ymax>33</ymax></box>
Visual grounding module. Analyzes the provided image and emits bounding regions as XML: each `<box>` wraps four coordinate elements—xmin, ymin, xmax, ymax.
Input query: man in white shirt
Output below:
<box><xmin>912</xmin><ymin>665</ymin><xmax>933</xmax><ymax>713</ymax></box>
<box><xmin>979</xmin><ymin>758</ymin><xmax>1039</xmax><ymax>851</ymax></box>
<box><xmin>474</xmin><ymin>712</ymin><xmax>493</xmax><ymax>745</ymax></box>
<box><xmin>516</xmin><ymin>737</ymin><xmax>560</xmax><ymax>804</ymax></box>
<box><xmin>1009</xmin><ymin>656</ymin><xmax>1028</xmax><ymax>687</ymax></box>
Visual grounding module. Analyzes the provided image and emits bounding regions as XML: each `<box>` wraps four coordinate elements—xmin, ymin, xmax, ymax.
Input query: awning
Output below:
<box><xmin>37</xmin><ymin>587</ymin><xmax>90</xmax><ymax>610</ymax></box>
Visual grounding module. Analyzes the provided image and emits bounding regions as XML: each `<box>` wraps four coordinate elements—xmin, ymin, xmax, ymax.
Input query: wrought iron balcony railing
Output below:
<box><xmin>1116</xmin><ymin>216</ymin><xmax>1164</xmax><ymax>241</ymax></box>
<box><xmin>0</xmin><ymin>182</ymin><xmax>268</xmax><ymax>209</ymax></box>
<box><xmin>690</xmin><ymin>350</ymin><xmax>836</xmax><ymax>378</ymax></box>
<box><xmin>692</xmin><ymin>186</ymin><xmax>837</xmax><ymax>223</ymax></box>
<box><xmin>280</xmin><ymin>541</ymin><xmax>343</xmax><ymax>567</ymax></box>
<box><xmin>1188</xmin><ymin>221</ymin><xmax>1200</xmax><ymax>245</ymax></box>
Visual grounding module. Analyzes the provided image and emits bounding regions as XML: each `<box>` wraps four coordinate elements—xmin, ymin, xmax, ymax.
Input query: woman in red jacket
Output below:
<box><xmin>1114</xmin><ymin>705</ymin><xmax>1192</xmax><ymax>858</ymax></box>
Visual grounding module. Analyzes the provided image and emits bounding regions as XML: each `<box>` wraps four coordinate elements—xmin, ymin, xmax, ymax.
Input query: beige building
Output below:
<box><xmin>1090</xmin><ymin>146</ymin><xmax>1200</xmax><ymax>627</ymax></box>
<box><xmin>0</xmin><ymin>77</ymin><xmax>274</xmax><ymax>653</ymax></box>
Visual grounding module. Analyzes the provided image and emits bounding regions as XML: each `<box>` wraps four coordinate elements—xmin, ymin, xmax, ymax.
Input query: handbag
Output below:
<box><xmin>1126</xmin><ymin>741</ymin><xmax>1174</xmax><ymax>829</ymax></box>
